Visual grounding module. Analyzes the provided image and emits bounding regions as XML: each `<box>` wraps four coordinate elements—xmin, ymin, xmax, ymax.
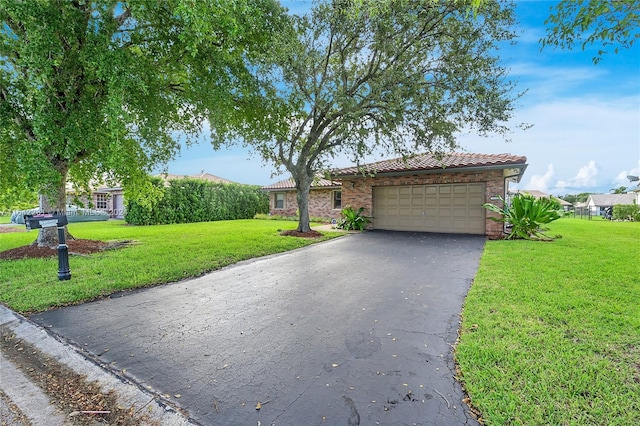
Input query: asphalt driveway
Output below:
<box><xmin>31</xmin><ymin>231</ymin><xmax>485</xmax><ymax>425</ymax></box>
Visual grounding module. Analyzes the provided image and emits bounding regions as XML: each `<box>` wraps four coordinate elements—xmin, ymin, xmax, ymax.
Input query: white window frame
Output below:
<box><xmin>96</xmin><ymin>193</ymin><xmax>108</xmax><ymax>210</ymax></box>
<box><xmin>274</xmin><ymin>192</ymin><xmax>286</xmax><ymax>209</ymax></box>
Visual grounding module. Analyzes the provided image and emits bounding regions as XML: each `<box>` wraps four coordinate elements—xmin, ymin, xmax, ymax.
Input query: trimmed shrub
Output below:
<box><xmin>612</xmin><ymin>203</ymin><xmax>640</xmax><ymax>221</ymax></box>
<box><xmin>336</xmin><ymin>206</ymin><xmax>371</xmax><ymax>231</ymax></box>
<box><xmin>125</xmin><ymin>179</ymin><xmax>269</xmax><ymax>225</ymax></box>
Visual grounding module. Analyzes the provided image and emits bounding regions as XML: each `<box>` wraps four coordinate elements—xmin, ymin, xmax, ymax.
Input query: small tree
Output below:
<box><xmin>559</xmin><ymin>192</ymin><xmax>591</xmax><ymax>204</ymax></box>
<box><xmin>610</xmin><ymin>186</ymin><xmax>628</xmax><ymax>194</ymax></box>
<box><xmin>220</xmin><ymin>0</ymin><xmax>523</xmax><ymax>232</ymax></box>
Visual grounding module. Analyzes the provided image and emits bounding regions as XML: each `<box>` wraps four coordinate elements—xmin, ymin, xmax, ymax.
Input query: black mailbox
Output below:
<box><xmin>23</xmin><ymin>213</ymin><xmax>71</xmax><ymax>280</ymax></box>
<box><xmin>24</xmin><ymin>213</ymin><xmax>68</xmax><ymax>230</ymax></box>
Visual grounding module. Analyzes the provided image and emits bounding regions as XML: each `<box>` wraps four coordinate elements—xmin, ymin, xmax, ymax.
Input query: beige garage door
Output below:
<box><xmin>373</xmin><ymin>183</ymin><xmax>486</xmax><ymax>234</ymax></box>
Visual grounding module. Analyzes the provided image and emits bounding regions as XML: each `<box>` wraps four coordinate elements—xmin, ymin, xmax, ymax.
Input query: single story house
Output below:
<box><xmin>264</xmin><ymin>152</ymin><xmax>528</xmax><ymax>239</ymax></box>
<box><xmin>66</xmin><ymin>181</ymin><xmax>125</xmax><ymax>219</ymax></box>
<box><xmin>89</xmin><ymin>185</ymin><xmax>126</xmax><ymax>219</ymax></box>
<box><xmin>262</xmin><ymin>176</ymin><xmax>343</xmax><ymax>220</ymax></box>
<box><xmin>586</xmin><ymin>193</ymin><xmax>637</xmax><ymax>216</ymax></box>
<box><xmin>70</xmin><ymin>172</ymin><xmax>234</xmax><ymax>219</ymax></box>
<box><xmin>509</xmin><ymin>189</ymin><xmax>573</xmax><ymax>210</ymax></box>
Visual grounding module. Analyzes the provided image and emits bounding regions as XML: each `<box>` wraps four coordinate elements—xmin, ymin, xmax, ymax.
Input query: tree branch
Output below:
<box><xmin>0</xmin><ymin>87</ymin><xmax>37</xmax><ymax>142</ymax></box>
<box><xmin>115</xmin><ymin>7</ymin><xmax>132</xmax><ymax>27</ymax></box>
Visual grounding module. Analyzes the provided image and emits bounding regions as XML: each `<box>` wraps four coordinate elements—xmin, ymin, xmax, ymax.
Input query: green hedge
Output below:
<box><xmin>613</xmin><ymin>203</ymin><xmax>640</xmax><ymax>221</ymax></box>
<box><xmin>125</xmin><ymin>178</ymin><xmax>269</xmax><ymax>225</ymax></box>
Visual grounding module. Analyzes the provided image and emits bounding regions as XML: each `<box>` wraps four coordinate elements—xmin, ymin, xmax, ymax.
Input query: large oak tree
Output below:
<box><xmin>221</xmin><ymin>0</ymin><xmax>523</xmax><ymax>232</ymax></box>
<box><xmin>542</xmin><ymin>0</ymin><xmax>640</xmax><ymax>64</ymax></box>
<box><xmin>0</xmin><ymin>0</ymin><xmax>287</xmax><ymax>246</ymax></box>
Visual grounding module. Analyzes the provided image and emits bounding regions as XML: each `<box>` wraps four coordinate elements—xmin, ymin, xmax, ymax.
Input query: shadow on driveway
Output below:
<box><xmin>32</xmin><ymin>231</ymin><xmax>485</xmax><ymax>425</ymax></box>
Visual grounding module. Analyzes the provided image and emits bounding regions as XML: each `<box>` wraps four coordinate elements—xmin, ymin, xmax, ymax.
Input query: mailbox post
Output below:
<box><xmin>24</xmin><ymin>213</ymin><xmax>71</xmax><ymax>280</ymax></box>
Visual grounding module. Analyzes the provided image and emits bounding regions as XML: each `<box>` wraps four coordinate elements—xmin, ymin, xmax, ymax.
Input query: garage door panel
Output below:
<box><xmin>411</xmin><ymin>186</ymin><xmax>424</xmax><ymax>195</ymax></box>
<box><xmin>468</xmin><ymin>219</ymin><xmax>484</xmax><ymax>230</ymax></box>
<box><xmin>439</xmin><ymin>186</ymin><xmax>452</xmax><ymax>195</ymax></box>
<box><xmin>411</xmin><ymin>198</ymin><xmax>424</xmax><ymax>207</ymax></box>
<box><xmin>468</xmin><ymin>185</ymin><xmax>484</xmax><ymax>194</ymax></box>
<box><xmin>453</xmin><ymin>185</ymin><xmax>468</xmax><ymax>194</ymax></box>
<box><xmin>453</xmin><ymin>209</ymin><xmax>467</xmax><ymax>218</ymax></box>
<box><xmin>373</xmin><ymin>183</ymin><xmax>486</xmax><ymax>234</ymax></box>
<box><xmin>453</xmin><ymin>197</ymin><xmax>469</xmax><ymax>207</ymax></box>
<box><xmin>453</xmin><ymin>219</ymin><xmax>469</xmax><ymax>230</ymax></box>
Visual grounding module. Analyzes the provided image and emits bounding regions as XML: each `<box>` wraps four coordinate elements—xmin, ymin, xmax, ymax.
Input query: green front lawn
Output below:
<box><xmin>0</xmin><ymin>219</ymin><xmax>341</xmax><ymax>313</ymax></box>
<box><xmin>0</xmin><ymin>216</ymin><xmax>10</xmax><ymax>224</ymax></box>
<box><xmin>3</xmin><ymin>215</ymin><xmax>638</xmax><ymax>424</ymax></box>
<box><xmin>456</xmin><ymin>218</ymin><xmax>640</xmax><ymax>425</ymax></box>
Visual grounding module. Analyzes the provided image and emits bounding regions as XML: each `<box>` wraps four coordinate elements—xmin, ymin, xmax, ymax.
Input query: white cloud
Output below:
<box><xmin>556</xmin><ymin>160</ymin><xmax>599</xmax><ymax>190</ymax></box>
<box><xmin>525</xmin><ymin>163</ymin><xmax>555</xmax><ymax>192</ymax></box>
<box><xmin>615</xmin><ymin>160</ymin><xmax>640</xmax><ymax>188</ymax></box>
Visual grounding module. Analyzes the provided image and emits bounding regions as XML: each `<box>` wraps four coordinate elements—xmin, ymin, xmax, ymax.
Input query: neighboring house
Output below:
<box><xmin>71</xmin><ymin>172</ymin><xmax>234</xmax><ymax>219</ymax></box>
<box><xmin>90</xmin><ymin>185</ymin><xmax>126</xmax><ymax>219</ymax></box>
<box><xmin>509</xmin><ymin>189</ymin><xmax>573</xmax><ymax>211</ymax></box>
<box><xmin>262</xmin><ymin>176</ymin><xmax>343</xmax><ymax>219</ymax></box>
<box><xmin>630</xmin><ymin>186</ymin><xmax>640</xmax><ymax>204</ymax></box>
<box><xmin>586</xmin><ymin>193</ymin><xmax>637</xmax><ymax>216</ymax></box>
<box><xmin>66</xmin><ymin>181</ymin><xmax>125</xmax><ymax>219</ymax></box>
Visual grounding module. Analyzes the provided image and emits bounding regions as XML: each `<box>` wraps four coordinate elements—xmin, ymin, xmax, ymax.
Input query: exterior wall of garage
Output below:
<box><xmin>339</xmin><ymin>170</ymin><xmax>507</xmax><ymax>239</ymax></box>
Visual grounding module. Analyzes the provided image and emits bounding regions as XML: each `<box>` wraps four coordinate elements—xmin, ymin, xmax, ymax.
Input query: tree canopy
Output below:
<box><xmin>0</xmin><ymin>0</ymin><xmax>287</xmax><ymax>244</ymax></box>
<box><xmin>221</xmin><ymin>0</ymin><xmax>523</xmax><ymax>232</ymax></box>
<box><xmin>559</xmin><ymin>192</ymin><xmax>591</xmax><ymax>204</ymax></box>
<box><xmin>542</xmin><ymin>0</ymin><xmax>640</xmax><ymax>64</ymax></box>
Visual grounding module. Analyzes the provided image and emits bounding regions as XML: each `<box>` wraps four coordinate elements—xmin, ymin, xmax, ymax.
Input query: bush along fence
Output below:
<box><xmin>125</xmin><ymin>178</ymin><xmax>269</xmax><ymax>225</ymax></box>
<box><xmin>613</xmin><ymin>202</ymin><xmax>640</xmax><ymax>221</ymax></box>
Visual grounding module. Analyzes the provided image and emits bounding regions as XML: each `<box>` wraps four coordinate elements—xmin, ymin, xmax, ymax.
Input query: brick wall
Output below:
<box><xmin>340</xmin><ymin>170</ymin><xmax>508</xmax><ymax>239</ymax></box>
<box><xmin>269</xmin><ymin>189</ymin><xmax>342</xmax><ymax>220</ymax></box>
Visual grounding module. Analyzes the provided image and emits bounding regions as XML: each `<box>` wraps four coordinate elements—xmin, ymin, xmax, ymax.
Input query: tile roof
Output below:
<box><xmin>588</xmin><ymin>193</ymin><xmax>636</xmax><ymax>206</ymax></box>
<box><xmin>262</xmin><ymin>176</ymin><xmax>341</xmax><ymax>190</ymax></box>
<box><xmin>334</xmin><ymin>152</ymin><xmax>527</xmax><ymax>176</ymax></box>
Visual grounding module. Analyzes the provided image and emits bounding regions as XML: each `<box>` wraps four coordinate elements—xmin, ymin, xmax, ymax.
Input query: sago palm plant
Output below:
<box><xmin>483</xmin><ymin>194</ymin><xmax>562</xmax><ymax>240</ymax></box>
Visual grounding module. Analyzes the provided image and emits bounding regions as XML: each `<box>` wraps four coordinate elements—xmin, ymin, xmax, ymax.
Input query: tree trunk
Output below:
<box><xmin>295</xmin><ymin>173</ymin><xmax>313</xmax><ymax>233</ymax></box>
<box><xmin>36</xmin><ymin>168</ymin><xmax>73</xmax><ymax>248</ymax></box>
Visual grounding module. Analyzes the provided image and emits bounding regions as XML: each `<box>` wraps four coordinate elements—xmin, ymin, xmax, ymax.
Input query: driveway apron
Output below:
<box><xmin>31</xmin><ymin>231</ymin><xmax>485</xmax><ymax>425</ymax></box>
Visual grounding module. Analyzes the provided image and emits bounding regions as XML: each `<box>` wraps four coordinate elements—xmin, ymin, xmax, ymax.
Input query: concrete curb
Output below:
<box><xmin>0</xmin><ymin>305</ymin><xmax>195</xmax><ymax>426</ymax></box>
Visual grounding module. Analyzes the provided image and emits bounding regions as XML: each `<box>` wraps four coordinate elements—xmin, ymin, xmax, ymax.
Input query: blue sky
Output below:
<box><xmin>163</xmin><ymin>1</ymin><xmax>640</xmax><ymax>195</ymax></box>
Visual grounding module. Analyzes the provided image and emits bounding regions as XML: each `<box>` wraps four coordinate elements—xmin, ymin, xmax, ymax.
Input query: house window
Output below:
<box><xmin>96</xmin><ymin>193</ymin><xmax>108</xmax><ymax>209</ymax></box>
<box><xmin>333</xmin><ymin>190</ymin><xmax>342</xmax><ymax>209</ymax></box>
<box><xmin>274</xmin><ymin>193</ymin><xmax>286</xmax><ymax>209</ymax></box>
